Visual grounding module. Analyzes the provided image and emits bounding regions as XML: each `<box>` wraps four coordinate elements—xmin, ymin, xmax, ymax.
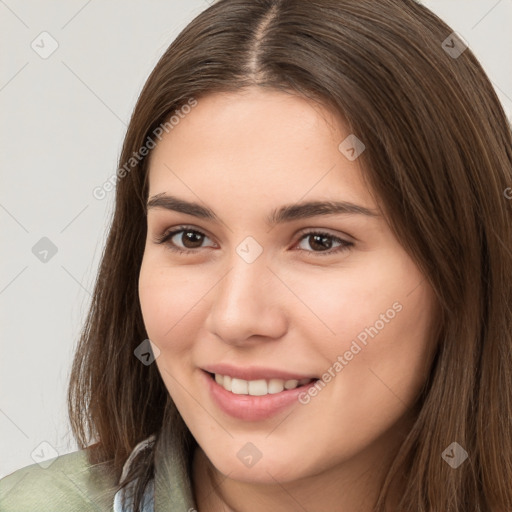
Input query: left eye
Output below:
<box><xmin>154</xmin><ymin>227</ymin><xmax>353</xmax><ymax>256</ymax></box>
<box><xmin>296</xmin><ymin>232</ymin><xmax>353</xmax><ymax>255</ymax></box>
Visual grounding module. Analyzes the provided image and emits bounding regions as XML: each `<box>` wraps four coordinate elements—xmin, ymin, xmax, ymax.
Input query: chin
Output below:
<box><xmin>205</xmin><ymin>447</ymin><xmax>307</xmax><ymax>484</ymax></box>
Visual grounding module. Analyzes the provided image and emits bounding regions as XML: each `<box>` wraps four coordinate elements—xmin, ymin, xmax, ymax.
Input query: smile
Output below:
<box><xmin>212</xmin><ymin>373</ymin><xmax>314</xmax><ymax>395</ymax></box>
<box><xmin>202</xmin><ymin>370</ymin><xmax>319</xmax><ymax>421</ymax></box>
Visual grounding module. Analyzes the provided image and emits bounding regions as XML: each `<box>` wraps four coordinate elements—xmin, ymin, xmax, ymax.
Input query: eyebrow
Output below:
<box><xmin>146</xmin><ymin>193</ymin><xmax>380</xmax><ymax>225</ymax></box>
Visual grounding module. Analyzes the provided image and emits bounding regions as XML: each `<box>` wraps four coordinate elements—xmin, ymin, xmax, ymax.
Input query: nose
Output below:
<box><xmin>204</xmin><ymin>250</ymin><xmax>288</xmax><ymax>346</ymax></box>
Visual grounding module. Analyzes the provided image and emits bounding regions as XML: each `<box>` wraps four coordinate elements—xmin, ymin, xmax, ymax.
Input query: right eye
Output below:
<box><xmin>154</xmin><ymin>226</ymin><xmax>216</xmax><ymax>254</ymax></box>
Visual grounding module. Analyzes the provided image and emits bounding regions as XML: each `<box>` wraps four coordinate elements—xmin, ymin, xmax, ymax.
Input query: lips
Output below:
<box><xmin>201</xmin><ymin>365</ymin><xmax>319</xmax><ymax>421</ymax></box>
<box><xmin>208</xmin><ymin>371</ymin><xmax>315</xmax><ymax>395</ymax></box>
<box><xmin>201</xmin><ymin>363</ymin><xmax>317</xmax><ymax>382</ymax></box>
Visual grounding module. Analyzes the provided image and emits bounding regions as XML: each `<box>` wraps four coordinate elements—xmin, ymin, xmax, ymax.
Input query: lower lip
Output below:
<box><xmin>202</xmin><ymin>370</ymin><xmax>318</xmax><ymax>421</ymax></box>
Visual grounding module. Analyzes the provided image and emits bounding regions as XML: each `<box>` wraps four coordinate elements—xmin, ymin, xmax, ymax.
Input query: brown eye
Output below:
<box><xmin>174</xmin><ymin>229</ymin><xmax>205</xmax><ymax>249</ymax></box>
<box><xmin>155</xmin><ymin>226</ymin><xmax>215</xmax><ymax>254</ymax></box>
<box><xmin>154</xmin><ymin>227</ymin><xmax>353</xmax><ymax>257</ymax></box>
<box><xmin>296</xmin><ymin>231</ymin><xmax>353</xmax><ymax>255</ymax></box>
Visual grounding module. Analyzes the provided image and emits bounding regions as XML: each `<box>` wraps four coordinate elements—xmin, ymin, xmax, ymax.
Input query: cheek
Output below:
<box><xmin>290</xmin><ymin>253</ymin><xmax>436</xmax><ymax>402</ymax></box>
<box><xmin>325</xmin><ymin>284</ymin><xmax>436</xmax><ymax>430</ymax></box>
<box><xmin>368</xmin><ymin>291</ymin><xmax>437</xmax><ymax>394</ymax></box>
<box><xmin>309</xmin><ymin>250</ymin><xmax>434</xmax><ymax>357</ymax></box>
<box><xmin>281</xmin><ymin>258</ymin><xmax>407</xmax><ymax>349</ymax></box>
<box><xmin>138</xmin><ymin>256</ymin><xmax>207</xmax><ymax>349</ymax></box>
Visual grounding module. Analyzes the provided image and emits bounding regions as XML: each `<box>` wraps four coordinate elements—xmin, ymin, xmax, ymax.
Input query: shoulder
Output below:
<box><xmin>0</xmin><ymin>448</ymin><xmax>118</xmax><ymax>512</ymax></box>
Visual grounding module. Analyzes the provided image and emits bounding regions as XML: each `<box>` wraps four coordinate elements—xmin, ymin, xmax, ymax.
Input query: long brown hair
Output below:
<box><xmin>68</xmin><ymin>0</ymin><xmax>512</xmax><ymax>510</ymax></box>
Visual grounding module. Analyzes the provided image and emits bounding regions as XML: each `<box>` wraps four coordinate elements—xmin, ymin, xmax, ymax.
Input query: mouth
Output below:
<box><xmin>205</xmin><ymin>371</ymin><xmax>317</xmax><ymax>396</ymax></box>
<box><xmin>202</xmin><ymin>369</ymin><xmax>319</xmax><ymax>421</ymax></box>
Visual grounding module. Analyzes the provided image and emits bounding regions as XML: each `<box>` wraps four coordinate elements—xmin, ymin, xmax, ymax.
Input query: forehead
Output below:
<box><xmin>147</xmin><ymin>88</ymin><xmax>374</xmax><ymax>209</ymax></box>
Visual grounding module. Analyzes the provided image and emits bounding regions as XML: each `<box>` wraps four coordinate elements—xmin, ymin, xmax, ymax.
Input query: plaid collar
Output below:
<box><xmin>113</xmin><ymin>432</ymin><xmax>196</xmax><ymax>512</ymax></box>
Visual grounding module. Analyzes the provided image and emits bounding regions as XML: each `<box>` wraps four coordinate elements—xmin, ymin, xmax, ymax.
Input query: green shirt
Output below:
<box><xmin>0</xmin><ymin>432</ymin><xmax>197</xmax><ymax>511</ymax></box>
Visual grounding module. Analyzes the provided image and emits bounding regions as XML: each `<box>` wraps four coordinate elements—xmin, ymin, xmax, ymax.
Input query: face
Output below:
<box><xmin>138</xmin><ymin>87</ymin><xmax>438</xmax><ymax>486</ymax></box>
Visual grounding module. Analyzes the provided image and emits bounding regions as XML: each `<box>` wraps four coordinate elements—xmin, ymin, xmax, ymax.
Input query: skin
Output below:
<box><xmin>138</xmin><ymin>87</ymin><xmax>439</xmax><ymax>512</ymax></box>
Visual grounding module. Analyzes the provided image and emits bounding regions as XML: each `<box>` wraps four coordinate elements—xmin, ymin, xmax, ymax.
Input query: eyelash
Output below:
<box><xmin>153</xmin><ymin>225</ymin><xmax>353</xmax><ymax>257</ymax></box>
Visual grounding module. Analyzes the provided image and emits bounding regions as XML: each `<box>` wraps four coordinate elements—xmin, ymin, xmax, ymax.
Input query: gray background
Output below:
<box><xmin>1</xmin><ymin>0</ymin><xmax>511</xmax><ymax>477</ymax></box>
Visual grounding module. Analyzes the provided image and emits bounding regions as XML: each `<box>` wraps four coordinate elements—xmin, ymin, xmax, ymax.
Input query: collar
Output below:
<box><xmin>154</xmin><ymin>429</ymin><xmax>197</xmax><ymax>512</ymax></box>
<box><xmin>113</xmin><ymin>432</ymin><xmax>196</xmax><ymax>512</ymax></box>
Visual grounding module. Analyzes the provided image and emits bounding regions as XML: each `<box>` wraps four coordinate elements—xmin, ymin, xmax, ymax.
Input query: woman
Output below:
<box><xmin>1</xmin><ymin>0</ymin><xmax>511</xmax><ymax>510</ymax></box>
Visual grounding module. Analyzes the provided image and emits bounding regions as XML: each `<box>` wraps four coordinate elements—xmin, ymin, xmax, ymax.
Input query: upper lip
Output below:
<box><xmin>202</xmin><ymin>363</ymin><xmax>317</xmax><ymax>381</ymax></box>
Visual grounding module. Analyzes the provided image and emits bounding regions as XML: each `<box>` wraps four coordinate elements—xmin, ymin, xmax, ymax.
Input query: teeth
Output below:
<box><xmin>212</xmin><ymin>373</ymin><xmax>313</xmax><ymax>395</ymax></box>
<box><xmin>248</xmin><ymin>379</ymin><xmax>267</xmax><ymax>396</ymax></box>
<box><xmin>231</xmin><ymin>378</ymin><xmax>248</xmax><ymax>394</ymax></box>
<box><xmin>284</xmin><ymin>379</ymin><xmax>298</xmax><ymax>390</ymax></box>
<box><xmin>268</xmin><ymin>378</ymin><xmax>285</xmax><ymax>394</ymax></box>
